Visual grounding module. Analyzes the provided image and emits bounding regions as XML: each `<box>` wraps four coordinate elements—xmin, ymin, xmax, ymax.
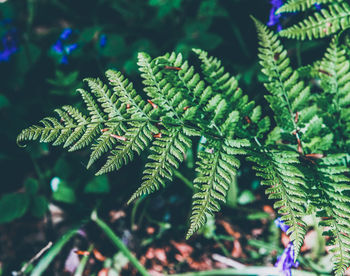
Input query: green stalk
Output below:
<box><xmin>30</xmin><ymin>226</ymin><xmax>79</xmax><ymax>276</ymax></box>
<box><xmin>173</xmin><ymin>170</ymin><xmax>193</xmax><ymax>190</ymax></box>
<box><xmin>91</xmin><ymin>210</ymin><xmax>149</xmax><ymax>276</ymax></box>
<box><xmin>170</xmin><ymin>267</ymin><xmax>317</xmax><ymax>276</ymax></box>
<box><xmin>74</xmin><ymin>244</ymin><xmax>94</xmax><ymax>276</ymax></box>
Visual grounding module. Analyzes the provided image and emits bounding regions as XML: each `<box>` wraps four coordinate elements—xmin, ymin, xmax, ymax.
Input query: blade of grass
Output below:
<box><xmin>91</xmin><ymin>210</ymin><xmax>150</xmax><ymax>276</ymax></box>
<box><xmin>173</xmin><ymin>170</ymin><xmax>193</xmax><ymax>190</ymax></box>
<box><xmin>30</xmin><ymin>225</ymin><xmax>80</xmax><ymax>276</ymax></box>
<box><xmin>171</xmin><ymin>267</ymin><xmax>318</xmax><ymax>276</ymax></box>
<box><xmin>74</xmin><ymin>244</ymin><xmax>94</xmax><ymax>276</ymax></box>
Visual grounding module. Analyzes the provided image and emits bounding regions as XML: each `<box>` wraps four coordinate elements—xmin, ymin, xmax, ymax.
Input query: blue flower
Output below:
<box><xmin>99</xmin><ymin>34</ymin><xmax>107</xmax><ymax>47</ymax></box>
<box><xmin>314</xmin><ymin>3</ymin><xmax>322</xmax><ymax>10</ymax></box>
<box><xmin>0</xmin><ymin>28</ymin><xmax>18</xmax><ymax>62</ymax></box>
<box><xmin>60</xmin><ymin>28</ymin><xmax>72</xmax><ymax>40</ymax></box>
<box><xmin>275</xmin><ymin>217</ymin><xmax>290</xmax><ymax>233</ymax></box>
<box><xmin>52</xmin><ymin>39</ymin><xmax>63</xmax><ymax>54</ymax></box>
<box><xmin>275</xmin><ymin>242</ymin><xmax>299</xmax><ymax>276</ymax></box>
<box><xmin>267</xmin><ymin>0</ymin><xmax>284</xmax><ymax>32</ymax></box>
<box><xmin>64</xmin><ymin>44</ymin><xmax>78</xmax><ymax>54</ymax></box>
<box><xmin>52</xmin><ymin>28</ymin><xmax>78</xmax><ymax>64</ymax></box>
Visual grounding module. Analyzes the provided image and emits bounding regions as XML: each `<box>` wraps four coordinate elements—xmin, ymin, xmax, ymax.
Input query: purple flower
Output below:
<box><xmin>267</xmin><ymin>0</ymin><xmax>284</xmax><ymax>31</ymax></box>
<box><xmin>275</xmin><ymin>242</ymin><xmax>299</xmax><ymax>276</ymax></box>
<box><xmin>0</xmin><ymin>28</ymin><xmax>18</xmax><ymax>62</ymax></box>
<box><xmin>275</xmin><ymin>217</ymin><xmax>290</xmax><ymax>233</ymax></box>
<box><xmin>99</xmin><ymin>34</ymin><xmax>107</xmax><ymax>47</ymax></box>
<box><xmin>64</xmin><ymin>247</ymin><xmax>80</xmax><ymax>273</ymax></box>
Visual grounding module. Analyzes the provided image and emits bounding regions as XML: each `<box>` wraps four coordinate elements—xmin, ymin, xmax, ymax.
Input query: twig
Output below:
<box><xmin>212</xmin><ymin>253</ymin><xmax>245</xmax><ymax>269</ymax></box>
<box><xmin>12</xmin><ymin>242</ymin><xmax>53</xmax><ymax>275</ymax></box>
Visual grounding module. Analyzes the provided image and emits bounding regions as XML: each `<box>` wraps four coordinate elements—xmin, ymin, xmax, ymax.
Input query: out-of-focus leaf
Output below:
<box><xmin>30</xmin><ymin>195</ymin><xmax>48</xmax><ymax>218</ymax></box>
<box><xmin>25</xmin><ymin>177</ymin><xmax>39</xmax><ymax>195</ymax></box>
<box><xmin>54</xmin><ymin>158</ymin><xmax>74</xmax><ymax>179</ymax></box>
<box><xmin>0</xmin><ymin>193</ymin><xmax>30</xmax><ymax>223</ymax></box>
<box><xmin>149</xmin><ymin>0</ymin><xmax>183</xmax><ymax>18</ymax></box>
<box><xmin>84</xmin><ymin>175</ymin><xmax>110</xmax><ymax>194</ymax></box>
<box><xmin>238</xmin><ymin>190</ymin><xmax>255</xmax><ymax>205</ymax></box>
<box><xmin>0</xmin><ymin>94</ymin><xmax>10</xmax><ymax>109</ymax></box>
<box><xmin>99</xmin><ymin>34</ymin><xmax>126</xmax><ymax>57</ymax></box>
<box><xmin>247</xmin><ymin>212</ymin><xmax>270</xmax><ymax>220</ymax></box>
<box><xmin>52</xmin><ymin>182</ymin><xmax>76</xmax><ymax>203</ymax></box>
<box><xmin>78</xmin><ymin>26</ymin><xmax>101</xmax><ymax>43</ymax></box>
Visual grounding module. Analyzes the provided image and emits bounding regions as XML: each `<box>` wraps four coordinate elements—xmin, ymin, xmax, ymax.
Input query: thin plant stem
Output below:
<box><xmin>170</xmin><ymin>267</ymin><xmax>318</xmax><ymax>276</ymax></box>
<box><xmin>91</xmin><ymin>210</ymin><xmax>150</xmax><ymax>276</ymax></box>
<box><xmin>131</xmin><ymin>197</ymin><xmax>143</xmax><ymax>230</ymax></box>
<box><xmin>173</xmin><ymin>170</ymin><xmax>193</xmax><ymax>190</ymax></box>
<box><xmin>30</xmin><ymin>225</ymin><xmax>80</xmax><ymax>276</ymax></box>
<box><xmin>74</xmin><ymin>244</ymin><xmax>94</xmax><ymax>276</ymax></box>
<box><xmin>213</xmin><ymin>235</ymin><xmax>231</xmax><ymax>258</ymax></box>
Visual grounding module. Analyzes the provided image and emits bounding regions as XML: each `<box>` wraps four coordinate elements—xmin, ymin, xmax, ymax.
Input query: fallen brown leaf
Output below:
<box><xmin>217</xmin><ymin>220</ymin><xmax>240</xmax><ymax>239</ymax></box>
<box><xmin>171</xmin><ymin>240</ymin><xmax>193</xmax><ymax>257</ymax></box>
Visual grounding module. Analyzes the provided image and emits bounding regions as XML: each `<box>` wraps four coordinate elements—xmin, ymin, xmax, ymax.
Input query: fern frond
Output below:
<box><xmin>193</xmin><ymin>48</ymin><xmax>240</xmax><ymax>103</ymax></box>
<box><xmin>128</xmin><ymin>127</ymin><xmax>192</xmax><ymax>203</ymax></box>
<box><xmin>316</xmin><ymin>37</ymin><xmax>350</xmax><ymax>151</ymax></box>
<box><xmin>193</xmin><ymin>48</ymin><xmax>271</xmax><ymax>138</ymax></box>
<box><xmin>84</xmin><ymin>78</ymin><xmax>124</xmax><ymax>119</ymax></box>
<box><xmin>277</xmin><ymin>0</ymin><xmax>341</xmax><ymax>13</ymax></box>
<box><xmin>279</xmin><ymin>3</ymin><xmax>350</xmax><ymax>40</ymax></box>
<box><xmin>87</xmin><ymin>124</ymin><xmax>120</xmax><ymax>169</ymax></box>
<box><xmin>187</xmin><ymin>138</ymin><xmax>249</xmax><ymax>239</ymax></box>
<box><xmin>248</xmin><ymin>149</ymin><xmax>307</xmax><ymax>258</ymax></box>
<box><xmin>17</xmin><ymin>106</ymin><xmax>92</xmax><ymax>150</ymax></box>
<box><xmin>94</xmin><ymin>70</ymin><xmax>158</xmax><ymax>175</ymax></box>
<box><xmin>254</xmin><ymin>17</ymin><xmax>330</xmax><ymax>153</ymax></box>
<box><xmin>138</xmin><ymin>52</ymin><xmax>185</xmax><ymax>119</ymax></box>
<box><xmin>254</xmin><ymin>17</ymin><xmax>309</xmax><ymax>133</ymax></box>
<box><xmin>96</xmin><ymin>121</ymin><xmax>156</xmax><ymax>175</ymax></box>
<box><xmin>310</xmin><ymin>155</ymin><xmax>350</xmax><ymax>275</ymax></box>
<box><xmin>106</xmin><ymin>70</ymin><xmax>152</xmax><ymax>119</ymax></box>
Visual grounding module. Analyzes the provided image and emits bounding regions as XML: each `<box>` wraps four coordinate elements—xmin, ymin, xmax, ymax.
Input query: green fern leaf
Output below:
<box><xmin>279</xmin><ymin>2</ymin><xmax>350</xmax><ymax>40</ymax></box>
<box><xmin>187</xmin><ymin>138</ymin><xmax>249</xmax><ymax>239</ymax></box>
<box><xmin>128</xmin><ymin>127</ymin><xmax>192</xmax><ymax>203</ymax></box>
<box><xmin>277</xmin><ymin>0</ymin><xmax>342</xmax><ymax>13</ymax></box>
<box><xmin>310</xmin><ymin>155</ymin><xmax>350</xmax><ymax>275</ymax></box>
<box><xmin>248</xmin><ymin>149</ymin><xmax>307</xmax><ymax>258</ymax></box>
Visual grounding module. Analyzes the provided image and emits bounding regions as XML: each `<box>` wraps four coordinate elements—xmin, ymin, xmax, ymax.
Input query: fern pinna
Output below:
<box><xmin>17</xmin><ymin>17</ymin><xmax>350</xmax><ymax>274</ymax></box>
<box><xmin>278</xmin><ymin>0</ymin><xmax>350</xmax><ymax>40</ymax></box>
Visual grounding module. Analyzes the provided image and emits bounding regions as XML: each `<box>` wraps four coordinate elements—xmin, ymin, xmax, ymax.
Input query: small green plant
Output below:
<box><xmin>17</xmin><ymin>4</ymin><xmax>350</xmax><ymax>274</ymax></box>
